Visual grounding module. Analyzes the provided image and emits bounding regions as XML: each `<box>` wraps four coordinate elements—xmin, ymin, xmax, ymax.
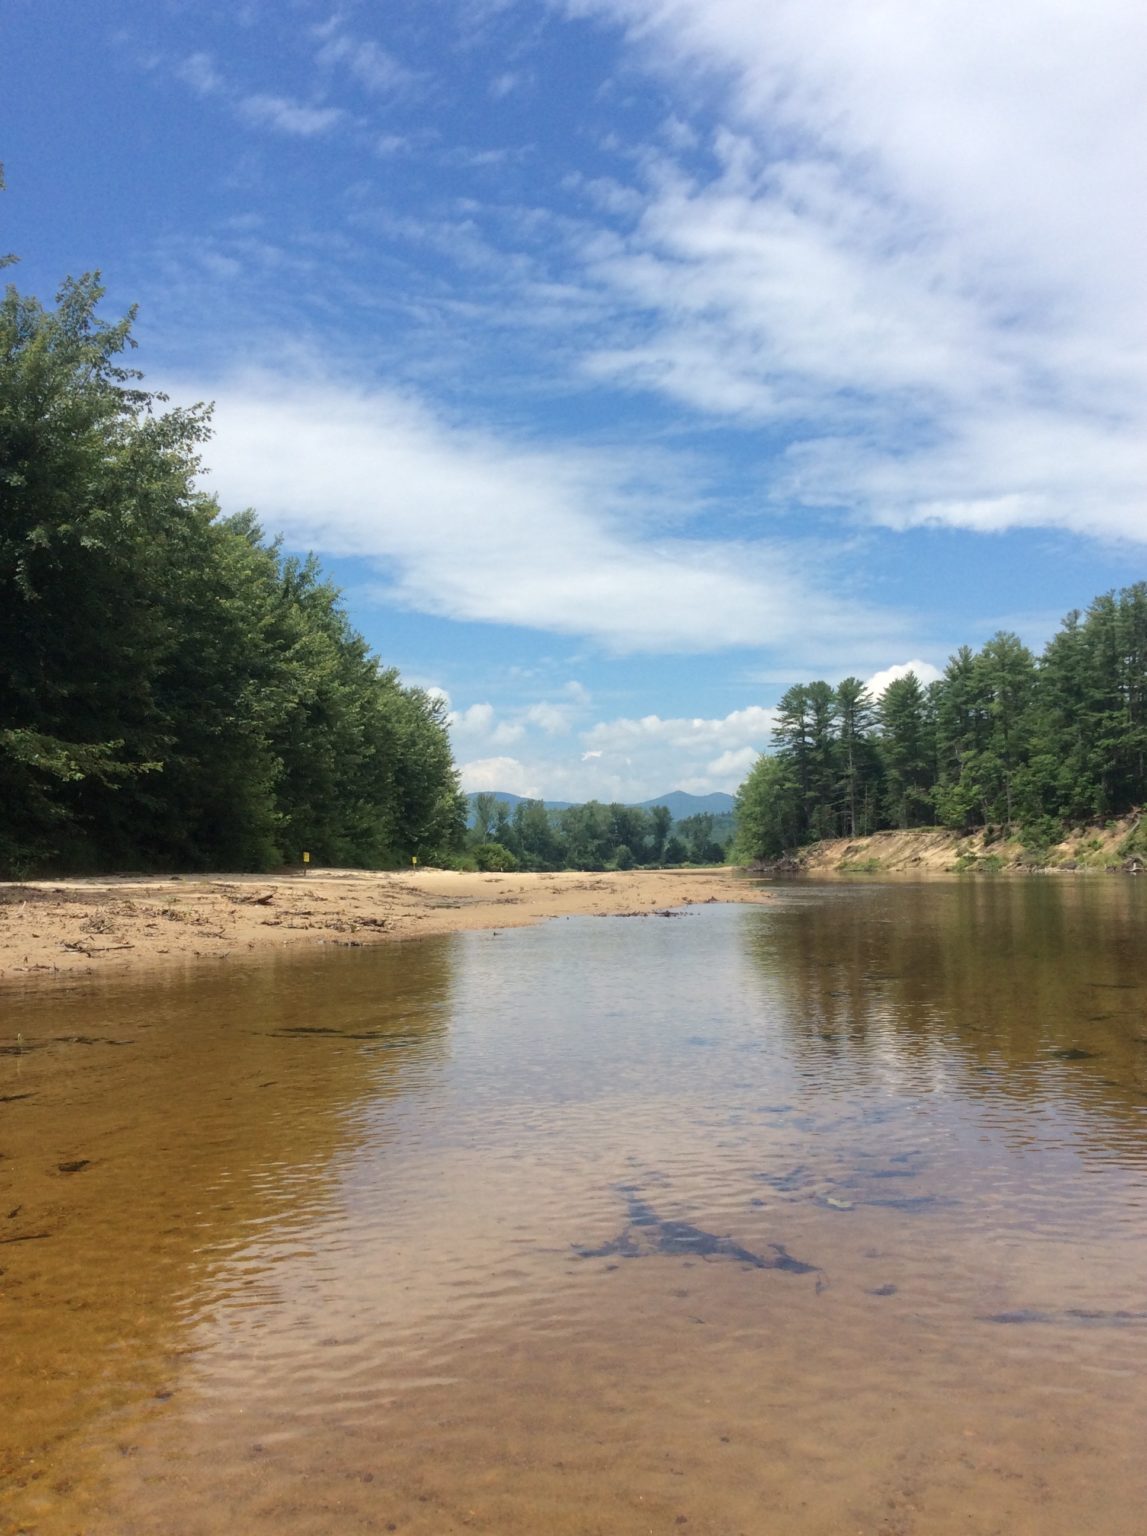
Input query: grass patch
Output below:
<box><xmin>951</xmin><ymin>850</ymin><xmax>1006</xmax><ymax>873</ymax></box>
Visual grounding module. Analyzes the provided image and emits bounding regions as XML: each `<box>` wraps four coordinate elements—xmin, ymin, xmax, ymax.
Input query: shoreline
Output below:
<box><xmin>0</xmin><ymin>866</ymin><xmax>771</xmax><ymax>983</ymax></box>
<box><xmin>759</xmin><ymin>816</ymin><xmax>1144</xmax><ymax>877</ymax></box>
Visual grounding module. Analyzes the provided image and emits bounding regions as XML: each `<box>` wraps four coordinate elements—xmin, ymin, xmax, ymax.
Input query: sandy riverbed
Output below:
<box><xmin>0</xmin><ymin>866</ymin><xmax>769</xmax><ymax>981</ymax></box>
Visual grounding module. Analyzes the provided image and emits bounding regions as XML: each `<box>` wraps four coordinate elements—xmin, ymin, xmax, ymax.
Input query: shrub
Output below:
<box><xmin>473</xmin><ymin>841</ymin><xmax>519</xmax><ymax>872</ymax></box>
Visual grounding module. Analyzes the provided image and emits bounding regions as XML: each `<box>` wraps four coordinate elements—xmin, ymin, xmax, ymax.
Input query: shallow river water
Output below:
<box><xmin>2</xmin><ymin>879</ymin><xmax>1147</xmax><ymax>1535</ymax></box>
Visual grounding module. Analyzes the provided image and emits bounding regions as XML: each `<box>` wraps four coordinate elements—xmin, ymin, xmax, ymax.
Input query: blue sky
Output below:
<box><xmin>5</xmin><ymin>0</ymin><xmax>1144</xmax><ymax>799</ymax></box>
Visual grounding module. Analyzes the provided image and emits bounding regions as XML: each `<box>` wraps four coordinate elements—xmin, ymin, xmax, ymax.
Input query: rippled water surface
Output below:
<box><xmin>3</xmin><ymin>879</ymin><xmax>1147</xmax><ymax>1535</ymax></box>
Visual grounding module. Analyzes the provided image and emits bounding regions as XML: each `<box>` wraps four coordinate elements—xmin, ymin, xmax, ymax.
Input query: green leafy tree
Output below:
<box><xmin>648</xmin><ymin>804</ymin><xmax>672</xmax><ymax>863</ymax></box>
<box><xmin>0</xmin><ymin>269</ymin><xmax>465</xmax><ymax>874</ymax></box>
<box><xmin>733</xmin><ymin>753</ymin><xmax>803</xmax><ymax>862</ymax></box>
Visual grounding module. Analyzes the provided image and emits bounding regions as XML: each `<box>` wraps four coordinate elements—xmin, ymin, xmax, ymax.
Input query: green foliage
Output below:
<box><xmin>0</xmin><ymin>272</ymin><xmax>463</xmax><ymax>874</ymax></box>
<box><xmin>462</xmin><ymin>795</ymin><xmax>733</xmax><ymax>871</ymax></box>
<box><xmin>735</xmin><ymin>588</ymin><xmax>1147</xmax><ymax>863</ymax></box>
<box><xmin>732</xmin><ymin>753</ymin><xmax>803</xmax><ymax>862</ymax></box>
<box><xmin>473</xmin><ymin>841</ymin><xmax>519</xmax><ymax>872</ymax></box>
<box><xmin>1116</xmin><ymin>817</ymin><xmax>1147</xmax><ymax>862</ymax></box>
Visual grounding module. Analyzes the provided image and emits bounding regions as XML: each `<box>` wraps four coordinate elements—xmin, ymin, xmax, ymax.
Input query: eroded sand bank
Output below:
<box><xmin>0</xmin><ymin>866</ymin><xmax>769</xmax><ymax>981</ymax></box>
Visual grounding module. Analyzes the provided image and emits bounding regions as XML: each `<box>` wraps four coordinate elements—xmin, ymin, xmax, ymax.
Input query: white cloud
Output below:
<box><xmin>316</xmin><ymin>31</ymin><xmax>418</xmax><ymax>95</ymax></box>
<box><xmin>864</xmin><ymin>659</ymin><xmax>943</xmax><ymax>698</ymax></box>
<box><xmin>191</xmin><ymin>371</ymin><xmax>907</xmax><ymax>659</ymax></box>
<box><xmin>707</xmin><ymin>746</ymin><xmax>758</xmax><ymax>778</ymax></box>
<box><xmin>448</xmin><ymin>702</ymin><xmax>525</xmax><ymax>749</ymax></box>
<box><xmin>451</xmin><ymin>701</ymin><xmax>495</xmax><ymax>733</ymax></box>
<box><xmin>239</xmin><ymin>94</ymin><xmax>345</xmax><ymax>137</ymax></box>
<box><xmin>458</xmin><ymin>756</ymin><xmax>540</xmax><ymax>796</ymax></box>
<box><xmin>570</xmin><ymin>704</ymin><xmax>776</xmax><ymax>797</ymax></box>
<box><xmin>524</xmin><ymin>702</ymin><xmax>576</xmax><ymax>735</ymax></box>
<box><xmin>583</xmin><ymin>704</ymin><xmax>775</xmax><ymax>755</ymax></box>
<box><xmin>448</xmin><ymin>701</ymin><xmax>777</xmax><ymax>802</ymax></box>
<box><xmin>561</xmin><ymin>0</ymin><xmax>1147</xmax><ymax>544</ymax></box>
<box><xmin>175</xmin><ymin>52</ymin><xmax>223</xmax><ymax>96</ymax></box>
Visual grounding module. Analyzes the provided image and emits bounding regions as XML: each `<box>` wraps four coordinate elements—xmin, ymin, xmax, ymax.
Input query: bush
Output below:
<box><xmin>473</xmin><ymin>841</ymin><xmax>519</xmax><ymax>872</ymax></box>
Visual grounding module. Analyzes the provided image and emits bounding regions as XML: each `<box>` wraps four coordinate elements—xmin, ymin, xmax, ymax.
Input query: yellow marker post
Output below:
<box><xmin>412</xmin><ymin>855</ymin><xmax>418</xmax><ymax>867</ymax></box>
<box><xmin>302</xmin><ymin>851</ymin><xmax>310</xmax><ymax>877</ymax></box>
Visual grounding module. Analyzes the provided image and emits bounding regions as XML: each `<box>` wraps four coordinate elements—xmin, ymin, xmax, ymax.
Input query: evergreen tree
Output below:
<box><xmin>0</xmin><ymin>271</ymin><xmax>464</xmax><ymax>874</ymax></box>
<box><xmin>878</xmin><ymin>673</ymin><xmax>935</xmax><ymax>829</ymax></box>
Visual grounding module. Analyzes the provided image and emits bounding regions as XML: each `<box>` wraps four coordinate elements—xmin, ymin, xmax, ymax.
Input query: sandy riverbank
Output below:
<box><xmin>775</xmin><ymin>813</ymin><xmax>1143</xmax><ymax>876</ymax></box>
<box><xmin>0</xmin><ymin>866</ymin><xmax>770</xmax><ymax>981</ymax></box>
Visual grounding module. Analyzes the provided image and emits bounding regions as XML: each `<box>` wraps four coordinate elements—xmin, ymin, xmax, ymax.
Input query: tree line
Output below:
<box><xmin>467</xmin><ymin>794</ymin><xmax>730</xmax><ymax>872</ymax></box>
<box><xmin>735</xmin><ymin>586</ymin><xmax>1147</xmax><ymax>861</ymax></box>
<box><xmin>1</xmin><ymin>270</ymin><xmax>465</xmax><ymax>876</ymax></box>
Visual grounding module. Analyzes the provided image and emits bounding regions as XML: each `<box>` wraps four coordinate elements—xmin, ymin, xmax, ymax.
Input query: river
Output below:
<box><xmin>2</xmin><ymin>879</ymin><xmax>1146</xmax><ymax>1534</ymax></box>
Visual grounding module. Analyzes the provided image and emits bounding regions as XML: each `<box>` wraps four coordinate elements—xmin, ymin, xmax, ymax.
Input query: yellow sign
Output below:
<box><xmin>412</xmin><ymin>855</ymin><xmax>418</xmax><ymax>867</ymax></box>
<box><xmin>302</xmin><ymin>851</ymin><xmax>310</xmax><ymax>864</ymax></box>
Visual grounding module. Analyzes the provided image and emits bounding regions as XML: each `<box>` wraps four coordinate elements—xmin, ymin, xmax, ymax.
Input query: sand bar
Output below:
<box><xmin>0</xmin><ymin>866</ymin><xmax>769</xmax><ymax>981</ymax></box>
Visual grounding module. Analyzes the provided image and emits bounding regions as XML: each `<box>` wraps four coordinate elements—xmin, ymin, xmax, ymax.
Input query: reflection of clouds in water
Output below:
<box><xmin>6</xmin><ymin>894</ymin><xmax>1147</xmax><ymax>1534</ymax></box>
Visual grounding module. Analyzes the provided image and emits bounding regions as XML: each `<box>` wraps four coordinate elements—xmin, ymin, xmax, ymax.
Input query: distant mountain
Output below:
<box><xmin>635</xmin><ymin>790</ymin><xmax>736</xmax><ymax>819</ymax></box>
<box><xmin>465</xmin><ymin>791</ymin><xmax>573</xmax><ymax>813</ymax></box>
<box><xmin>465</xmin><ymin>788</ymin><xmax>734</xmax><ymax>822</ymax></box>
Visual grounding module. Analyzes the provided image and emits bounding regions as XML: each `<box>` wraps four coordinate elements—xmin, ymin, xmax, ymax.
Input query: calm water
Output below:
<box><xmin>2</xmin><ymin>880</ymin><xmax>1146</xmax><ymax>1535</ymax></box>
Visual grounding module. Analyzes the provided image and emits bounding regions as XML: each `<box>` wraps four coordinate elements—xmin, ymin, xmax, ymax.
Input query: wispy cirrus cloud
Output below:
<box><xmin>174</xmin><ymin>51</ymin><xmax>224</xmax><ymax>96</ymax></box>
<box><xmin>187</xmin><ymin>371</ymin><xmax>910</xmax><ymax>661</ymax></box>
<box><xmin>239</xmin><ymin>93</ymin><xmax>346</xmax><ymax>137</ymax></box>
<box><xmin>558</xmin><ymin>0</ymin><xmax>1147</xmax><ymax>544</ymax></box>
<box><xmin>313</xmin><ymin>23</ymin><xmax>423</xmax><ymax>97</ymax></box>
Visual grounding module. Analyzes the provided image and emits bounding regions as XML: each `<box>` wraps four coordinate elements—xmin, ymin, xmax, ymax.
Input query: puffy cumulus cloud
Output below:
<box><xmin>572</xmin><ymin>704</ymin><xmax>776</xmax><ymax>797</ymax></box>
<box><xmin>452</xmin><ymin>702</ymin><xmax>494</xmax><ymax>733</ymax></box>
<box><xmin>706</xmin><ymin>746</ymin><xmax>759</xmax><ymax>779</ymax></box>
<box><xmin>458</xmin><ymin>756</ymin><xmax>541</xmax><ymax>796</ymax></box>
<box><xmin>448</xmin><ymin>702</ymin><xmax>525</xmax><ymax>749</ymax></box>
<box><xmin>524</xmin><ymin>702</ymin><xmax>578</xmax><ymax>735</ymax></box>
<box><xmin>865</xmin><ymin>659</ymin><xmax>943</xmax><ymax>698</ymax></box>
<box><xmin>565</xmin><ymin>0</ymin><xmax>1147</xmax><ymax>544</ymax></box>
<box><xmin>449</xmin><ymin>702</ymin><xmax>776</xmax><ymax>804</ymax></box>
<box><xmin>193</xmin><ymin>372</ymin><xmax>906</xmax><ymax>658</ymax></box>
<box><xmin>582</xmin><ymin>704</ymin><xmax>777</xmax><ymax>755</ymax></box>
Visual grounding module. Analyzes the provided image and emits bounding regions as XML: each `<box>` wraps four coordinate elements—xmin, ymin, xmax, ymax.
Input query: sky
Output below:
<box><xmin>4</xmin><ymin>0</ymin><xmax>1145</xmax><ymax>801</ymax></box>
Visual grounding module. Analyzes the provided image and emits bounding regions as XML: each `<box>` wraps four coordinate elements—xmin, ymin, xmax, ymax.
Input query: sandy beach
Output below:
<box><xmin>0</xmin><ymin>866</ymin><xmax>769</xmax><ymax>981</ymax></box>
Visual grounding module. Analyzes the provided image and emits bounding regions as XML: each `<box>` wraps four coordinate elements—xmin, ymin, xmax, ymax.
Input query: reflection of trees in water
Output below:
<box><xmin>1</xmin><ymin>939</ymin><xmax>455</xmax><ymax>1486</ymax></box>
<box><xmin>745</xmin><ymin>880</ymin><xmax>1147</xmax><ymax>1130</ymax></box>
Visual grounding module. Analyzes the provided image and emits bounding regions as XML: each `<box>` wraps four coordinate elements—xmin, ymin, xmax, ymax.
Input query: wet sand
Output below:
<box><xmin>0</xmin><ymin>867</ymin><xmax>768</xmax><ymax>981</ymax></box>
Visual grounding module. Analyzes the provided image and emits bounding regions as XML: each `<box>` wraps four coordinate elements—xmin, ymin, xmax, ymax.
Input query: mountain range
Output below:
<box><xmin>466</xmin><ymin>789</ymin><xmax>736</xmax><ymax>820</ymax></box>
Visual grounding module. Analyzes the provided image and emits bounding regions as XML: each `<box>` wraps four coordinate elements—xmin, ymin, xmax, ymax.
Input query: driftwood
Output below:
<box><xmin>60</xmin><ymin>941</ymin><xmax>135</xmax><ymax>956</ymax></box>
